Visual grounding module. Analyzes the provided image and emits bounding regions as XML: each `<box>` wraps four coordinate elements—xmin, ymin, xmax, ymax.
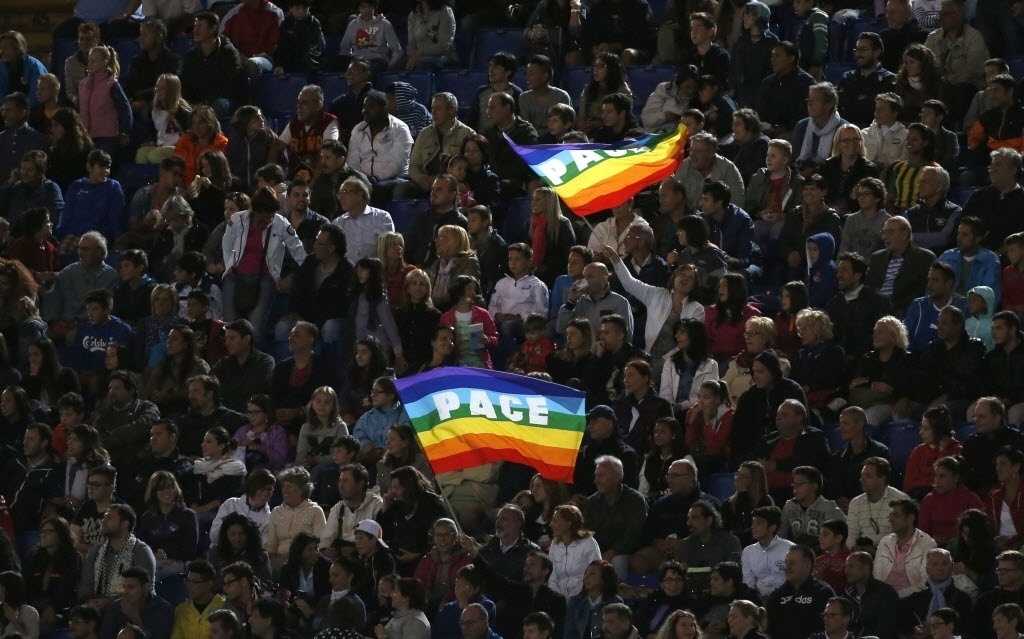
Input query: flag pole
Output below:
<box><xmin>433</xmin><ymin>477</ymin><xmax>463</xmax><ymax>536</ymax></box>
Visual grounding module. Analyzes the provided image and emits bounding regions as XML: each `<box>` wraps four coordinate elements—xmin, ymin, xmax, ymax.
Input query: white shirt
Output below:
<box><xmin>586</xmin><ymin>213</ymin><xmax>650</xmax><ymax>256</ymax></box>
<box><xmin>742</xmin><ymin>536</ymin><xmax>795</xmax><ymax>596</ymax></box>
<box><xmin>348</xmin><ymin>115</ymin><xmax>413</xmax><ymax>180</ymax></box>
<box><xmin>333</xmin><ymin>205</ymin><xmax>396</xmax><ymax>262</ymax></box>
<box><xmin>278</xmin><ymin>119</ymin><xmax>340</xmax><ymax>146</ymax></box>
<box><xmin>488</xmin><ymin>274</ymin><xmax>549</xmax><ymax>320</ymax></box>
<box><xmin>547</xmin><ymin>535</ymin><xmax>603</xmax><ymax>598</ymax></box>
<box><xmin>209</xmin><ymin>496</ymin><xmax>273</xmax><ymax>545</ymax></box>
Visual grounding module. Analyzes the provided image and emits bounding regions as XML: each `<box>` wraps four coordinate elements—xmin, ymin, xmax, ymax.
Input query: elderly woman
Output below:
<box><xmin>222</xmin><ymin>186</ymin><xmax>306</xmax><ymax>341</ymax></box>
<box><xmin>150</xmin><ymin>195</ymin><xmax>209</xmax><ymax>281</ymax></box>
<box><xmin>816</xmin><ymin>124</ymin><xmax>880</xmax><ymax>215</ymax></box>
<box><xmin>721</xmin><ymin>317</ymin><xmax>791</xmax><ymax>406</ymax></box>
<box><xmin>426</xmin><ymin>225</ymin><xmax>481</xmax><ymax>310</ymax></box>
<box><xmin>791</xmin><ymin>309</ymin><xmax>846</xmax><ymax>412</ymax></box>
<box><xmin>721</xmin><ymin>109</ymin><xmax>769</xmax><ymax>185</ymax></box>
<box><xmin>265</xmin><ymin>466</ymin><xmax>327</xmax><ymax>573</ymax></box>
<box><xmin>849</xmin><ymin>316</ymin><xmax>914</xmax><ymax>426</ymax></box>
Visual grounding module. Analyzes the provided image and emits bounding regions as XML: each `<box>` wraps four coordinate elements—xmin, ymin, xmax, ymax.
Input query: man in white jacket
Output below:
<box><xmin>872</xmin><ymin>498</ymin><xmax>936</xmax><ymax>597</ymax></box>
<box><xmin>347</xmin><ymin>90</ymin><xmax>413</xmax><ymax>205</ymax></box>
<box><xmin>862</xmin><ymin>93</ymin><xmax>909</xmax><ymax>167</ymax></box>
<box><xmin>319</xmin><ymin>463</ymin><xmax>383</xmax><ymax>557</ymax></box>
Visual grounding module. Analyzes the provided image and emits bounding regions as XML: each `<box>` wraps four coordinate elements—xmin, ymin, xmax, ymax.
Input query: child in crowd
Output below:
<box><xmin>541</xmin><ymin>104</ymin><xmax>578</xmax><ymax>144</ymax></box>
<box><xmin>966</xmin><ymin>286</ymin><xmax>996</xmax><ymax>350</ymax></box>
<box><xmin>274</xmin><ymin>0</ymin><xmax>328</xmax><ymax>75</ymax></box>
<box><xmin>508</xmin><ymin>313</ymin><xmax>556</xmax><ymax>374</ymax></box>
<box><xmin>337</xmin><ymin>0</ymin><xmax>402</xmax><ymax>72</ymax></box>
<box><xmin>805</xmin><ymin>233</ymin><xmax>838</xmax><ymax>310</ymax></box>
<box><xmin>1003</xmin><ymin>232</ymin><xmax>1024</xmax><ymax>317</ymax></box>
<box><xmin>489</xmin><ymin>243</ymin><xmax>550</xmax><ymax>363</ymax></box>
<box><xmin>793</xmin><ymin>0</ymin><xmax>828</xmax><ymax>78</ymax></box>
<box><xmin>57</xmin><ymin>149</ymin><xmax>125</xmax><ymax>255</ymax></box>
<box><xmin>446</xmin><ymin>155</ymin><xmax>476</xmax><ymax>208</ymax></box>
<box><xmin>73</xmin><ymin>289</ymin><xmax>133</xmax><ymax>384</ymax></box>
<box><xmin>136</xmin><ymin>73</ymin><xmax>190</xmax><ymax>164</ymax></box>
<box><xmin>813</xmin><ymin>519</ymin><xmax>850</xmax><ymax>593</ymax></box>
<box><xmin>863</xmin><ymin>93</ymin><xmax>909</xmax><ymax>167</ymax></box>
<box><xmin>79</xmin><ymin>45</ymin><xmax>131</xmax><ymax>158</ymax></box>
<box><xmin>920</xmin><ymin>99</ymin><xmax>959</xmax><ymax>174</ymax></box>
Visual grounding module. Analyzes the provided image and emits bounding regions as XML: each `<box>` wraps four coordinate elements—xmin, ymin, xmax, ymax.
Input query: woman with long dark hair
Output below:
<box><xmin>895</xmin><ymin>43</ymin><xmax>946</xmax><ymax>123</ymax></box>
<box><xmin>57</xmin><ymin>424</ymin><xmax>109</xmax><ymax>514</ymax></box>
<box><xmin>25</xmin><ymin>516</ymin><xmax>80</xmax><ymax>629</ymax></box>
<box><xmin>136</xmin><ymin>471</ymin><xmax>199</xmax><ymax>579</ymax></box>
<box><xmin>281</xmin><ymin>531</ymin><xmax>331</xmax><ymax>599</ymax></box>
<box><xmin>376</xmin><ymin>424</ymin><xmax>433</xmax><ymax>490</ymax></box>
<box><xmin>460</xmin><ymin>136</ymin><xmax>500</xmax><ymax>208</ymax></box>
<box><xmin>547</xmin><ymin>318</ymin><xmax>599</xmax><ymax>395</ymax></box>
<box><xmin>439</xmin><ymin>275</ymin><xmax>498</xmax><ymax>369</ymax></box>
<box><xmin>528</xmin><ymin>474</ymin><xmax>570</xmax><ymax>547</ymax></box>
<box><xmin>661</xmin><ymin>318</ymin><xmax>719</xmax><ymax>413</ymax></box>
<box><xmin>578</xmin><ymin>52</ymin><xmax>632</xmax><ymax>133</ymax></box>
<box><xmin>375</xmin><ymin>465</ymin><xmax>446</xmax><ymax>574</ymax></box>
<box><xmin>949</xmin><ymin>508</ymin><xmax>996</xmax><ymax>596</ymax></box>
<box><xmin>0</xmin><ymin>385</ymin><xmax>34</xmax><ymax>451</ymax></box>
<box><xmin>350</xmin><ymin>258</ymin><xmax>402</xmax><ymax>363</ymax></box>
<box><xmin>187</xmin><ymin>149</ymin><xmax>236</xmax><ymax>231</ymax></box>
<box><xmin>905</xmin><ymin>405</ymin><xmax>963</xmax><ymax>500</ymax></box>
<box><xmin>720</xmin><ymin>461</ymin><xmax>773</xmax><ymax>547</ymax></box>
<box><xmin>232</xmin><ymin>394</ymin><xmax>289</xmax><ymax>471</ymax></box>
<box><xmin>190</xmin><ymin>427</ymin><xmax>246</xmax><ymax>525</ymax></box>
<box><xmin>340</xmin><ymin>337</ymin><xmax>390</xmax><ymax>427</ymax></box>
<box><xmin>207</xmin><ymin>512</ymin><xmax>272</xmax><ymax>586</ymax></box>
<box><xmin>225</xmin><ymin>105</ymin><xmax>277</xmax><ymax>192</ymax></box>
<box><xmin>638</xmin><ymin>417</ymin><xmax>690</xmax><ymax>500</ymax></box>
<box><xmin>705</xmin><ymin>273</ymin><xmax>761</xmax><ymax>371</ymax></box>
<box><xmin>21</xmin><ymin>337</ymin><xmax>79</xmax><ymax>413</ymax></box>
<box><xmin>772</xmin><ymin>281</ymin><xmax>809</xmax><ymax>361</ymax></box>
<box><xmin>564</xmin><ymin>560</ymin><xmax>623</xmax><ymax>639</ymax></box>
<box><xmin>144</xmin><ymin>326</ymin><xmax>209</xmax><ymax>414</ymax></box>
<box><xmin>46</xmin><ymin>107</ymin><xmax>93</xmax><ymax>191</ymax></box>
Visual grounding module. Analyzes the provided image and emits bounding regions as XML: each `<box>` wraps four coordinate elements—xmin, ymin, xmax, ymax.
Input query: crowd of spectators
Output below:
<box><xmin>3</xmin><ymin>0</ymin><xmax>1024</xmax><ymax>638</ymax></box>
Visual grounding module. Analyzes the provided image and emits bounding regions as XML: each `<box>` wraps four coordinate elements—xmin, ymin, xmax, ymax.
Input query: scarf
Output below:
<box><xmin>800</xmin><ymin>110</ymin><xmax>843</xmax><ymax>162</ymax></box>
<box><xmin>926</xmin><ymin>577</ymin><xmax>952</xmax><ymax>617</ymax></box>
<box><xmin>531</xmin><ymin>213</ymin><xmax>549</xmax><ymax>266</ymax></box>
<box><xmin>94</xmin><ymin>534</ymin><xmax>139</xmax><ymax>597</ymax></box>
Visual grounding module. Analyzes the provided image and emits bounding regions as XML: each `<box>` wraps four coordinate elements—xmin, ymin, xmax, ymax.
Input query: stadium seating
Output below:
<box><xmin>825</xmin><ymin>62</ymin><xmax>856</xmax><ymax>85</ymax></box>
<box><xmin>474</xmin><ymin>29</ymin><xmax>527</xmax><ymax>68</ymax></box>
<box><xmin>502</xmin><ymin>197</ymin><xmax>533</xmax><ymax>244</ymax></box>
<box><xmin>882</xmin><ymin>422</ymin><xmax>924</xmax><ymax>475</ymax></box>
<box><xmin>113</xmin><ymin>38</ymin><xmax>142</xmax><ymax>83</ymax></box>
<box><xmin>378</xmin><ymin>70</ymin><xmax>434</xmax><ymax>103</ymax></box>
<box><xmin>252</xmin><ymin>72</ymin><xmax>310</xmax><ymax>119</ymax></box>
<box><xmin>625</xmin><ymin>65</ymin><xmax>677</xmax><ymax>118</ymax></box>
<box><xmin>562</xmin><ymin>66</ymin><xmax>591</xmax><ymax>108</ymax></box>
<box><xmin>705</xmin><ymin>472</ymin><xmax>735</xmax><ymax>503</ymax></box>
<box><xmin>1009</xmin><ymin>56</ymin><xmax>1024</xmax><ymax>81</ymax></box>
<box><xmin>435</xmin><ymin>69</ymin><xmax>489</xmax><ymax>121</ymax></box>
<box><xmin>318</xmin><ymin>72</ymin><xmax>349</xmax><ymax>103</ymax></box>
<box><xmin>388</xmin><ymin>199</ymin><xmax>429</xmax><ymax>237</ymax></box>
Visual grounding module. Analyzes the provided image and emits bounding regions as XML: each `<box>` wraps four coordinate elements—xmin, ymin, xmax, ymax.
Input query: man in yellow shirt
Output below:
<box><xmin>170</xmin><ymin>560</ymin><xmax>227</xmax><ymax>639</ymax></box>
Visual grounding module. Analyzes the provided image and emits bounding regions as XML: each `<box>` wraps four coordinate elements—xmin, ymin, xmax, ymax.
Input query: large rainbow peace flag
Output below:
<box><xmin>393</xmin><ymin>367</ymin><xmax>587</xmax><ymax>482</ymax></box>
<box><xmin>506</xmin><ymin>124</ymin><xmax>689</xmax><ymax>216</ymax></box>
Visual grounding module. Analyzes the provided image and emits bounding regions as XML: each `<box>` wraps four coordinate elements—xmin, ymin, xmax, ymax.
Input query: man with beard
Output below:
<box><xmin>79</xmin><ymin>504</ymin><xmax>157</xmax><ymax>610</ymax></box>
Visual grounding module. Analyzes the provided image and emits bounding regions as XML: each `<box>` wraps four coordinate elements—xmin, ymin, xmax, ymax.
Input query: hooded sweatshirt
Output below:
<box><xmin>966</xmin><ymin>285</ymin><xmax>995</xmax><ymax>350</ymax></box>
<box><xmin>338</xmin><ymin>13</ymin><xmax>403</xmax><ymax>68</ymax></box>
<box><xmin>779</xmin><ymin>494</ymin><xmax>846</xmax><ymax>550</ymax></box>
<box><xmin>387</xmin><ymin>82</ymin><xmax>432</xmax><ymax>138</ymax></box>
<box><xmin>806</xmin><ymin>232</ymin><xmax>838</xmax><ymax>309</ymax></box>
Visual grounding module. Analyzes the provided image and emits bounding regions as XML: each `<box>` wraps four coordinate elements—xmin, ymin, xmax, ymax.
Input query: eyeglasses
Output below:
<box><xmin>996</xmin><ymin>567</ymin><xmax>1021</xmax><ymax>574</ymax></box>
<box><xmin>792</xmin><ymin>481</ymin><xmax>809</xmax><ymax>488</ymax></box>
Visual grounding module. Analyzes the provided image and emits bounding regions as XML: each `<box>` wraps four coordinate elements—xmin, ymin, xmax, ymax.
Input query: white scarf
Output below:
<box><xmin>800</xmin><ymin>111</ymin><xmax>843</xmax><ymax>162</ymax></box>
<box><xmin>93</xmin><ymin>534</ymin><xmax>138</xmax><ymax>597</ymax></box>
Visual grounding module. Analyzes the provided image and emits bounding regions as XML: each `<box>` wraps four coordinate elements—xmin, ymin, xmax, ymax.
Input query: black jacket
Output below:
<box><xmin>125</xmin><ymin>47</ymin><xmax>181</xmax><ymax>102</ymax></box>
<box><xmin>473</xmin><ymin>543</ymin><xmax>563</xmax><ymax>639</ymax></box>
<box><xmin>175</xmin><ymin>405</ymin><xmax>247</xmax><ymax>457</ymax></box>
<box><xmin>280</xmin><ymin>556</ymin><xmax>332</xmax><ymax>600</ymax></box>
<box><xmin>291</xmin><ymin>255</ymin><xmax>354</xmax><ymax>328</ymax></box>
<box><xmin>765</xmin><ymin>577</ymin><xmax>835</xmax><ymax>639</ymax></box>
<box><xmin>919</xmin><ymin>334</ymin><xmax>986</xmax><ymax>402</ymax></box>
<box><xmin>572</xmin><ymin>435</ymin><xmax>639</xmax><ymax>495</ymax></box>
<box><xmin>755</xmin><ymin>427</ymin><xmax>831</xmax><ymax>504</ymax></box>
<box><xmin>840</xmin><ymin>578</ymin><xmax>899</xmax><ymax>639</ymax></box>
<box><xmin>827</xmin><ymin>437</ymin><xmax>891</xmax><ymax>502</ymax></box>
<box><xmin>900</xmin><ymin>582</ymin><xmax>973</xmax><ymax>636</ymax></box>
<box><xmin>963</xmin><ymin>425</ymin><xmax>1024</xmax><ymax>495</ymax></box>
<box><xmin>984</xmin><ymin>332</ymin><xmax>1024</xmax><ymax>404</ymax></box>
<box><xmin>865</xmin><ymin>244</ymin><xmax>937</xmax><ymax>316</ymax></box>
<box><xmin>825</xmin><ymin>285</ymin><xmax>893</xmax><ymax>360</ymax></box>
<box><xmin>731</xmin><ymin>377</ymin><xmax>808</xmax><ymax>464</ymax></box>
<box><xmin>405</xmin><ymin>206</ymin><xmax>468</xmax><ymax>267</ymax></box>
<box><xmin>119</xmin><ymin>450</ymin><xmax>195</xmax><ymax>512</ymax></box>
<box><xmin>180</xmin><ymin>36</ymin><xmax>247</xmax><ymax>106</ymax></box>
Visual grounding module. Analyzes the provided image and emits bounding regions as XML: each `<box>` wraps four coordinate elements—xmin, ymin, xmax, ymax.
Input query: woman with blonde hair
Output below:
<box><xmin>720</xmin><ymin>461</ymin><xmax>773</xmax><ymax>546</ymax></box>
<box><xmin>137</xmin><ymin>284</ymin><xmax>181</xmax><ymax>368</ymax></box>
<box><xmin>427</xmin><ymin>225</ymin><xmax>481</xmax><ymax>309</ymax></box>
<box><xmin>379</xmin><ymin>232</ymin><xmax>416</xmax><ymax>305</ymax></box>
<box><xmin>136</xmin><ymin>73</ymin><xmax>191</xmax><ymax>163</ymax></box>
<box><xmin>721</xmin><ymin>316</ymin><xmax>790</xmax><ymax>405</ymax></box>
<box><xmin>725</xmin><ymin>600</ymin><xmax>768</xmax><ymax>639</ymax></box>
<box><xmin>394</xmin><ymin>268</ymin><xmax>441</xmax><ymax>375</ymax></box>
<box><xmin>529</xmin><ymin>187</ymin><xmax>576</xmax><ymax>286</ymax></box>
<box><xmin>792</xmin><ymin>309</ymin><xmax>846</xmax><ymax>411</ymax></box>
<box><xmin>849</xmin><ymin>315</ymin><xmax>913</xmax><ymax>426</ymax></box>
<box><xmin>817</xmin><ymin>123</ymin><xmax>880</xmax><ymax>214</ymax></box>
<box><xmin>174</xmin><ymin>104</ymin><xmax>228</xmax><ymax>184</ymax></box>
<box><xmin>654</xmin><ymin>609</ymin><xmax>703</xmax><ymax>639</ymax></box>
<box><xmin>79</xmin><ymin>44</ymin><xmax>131</xmax><ymax>157</ymax></box>
<box><xmin>547</xmin><ymin>504</ymin><xmax>602</xmax><ymax>598</ymax></box>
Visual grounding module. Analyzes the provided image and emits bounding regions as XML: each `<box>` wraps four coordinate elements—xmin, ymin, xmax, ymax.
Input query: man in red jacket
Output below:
<box><xmin>220</xmin><ymin>0</ymin><xmax>283</xmax><ymax>77</ymax></box>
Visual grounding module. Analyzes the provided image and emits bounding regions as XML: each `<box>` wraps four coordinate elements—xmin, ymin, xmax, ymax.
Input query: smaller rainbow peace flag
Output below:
<box><xmin>393</xmin><ymin>367</ymin><xmax>587</xmax><ymax>482</ymax></box>
<box><xmin>506</xmin><ymin>124</ymin><xmax>689</xmax><ymax>216</ymax></box>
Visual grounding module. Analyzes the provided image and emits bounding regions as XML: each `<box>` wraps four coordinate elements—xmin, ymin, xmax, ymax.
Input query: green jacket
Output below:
<box><xmin>582</xmin><ymin>484</ymin><xmax>649</xmax><ymax>554</ymax></box>
<box><xmin>408</xmin><ymin>118</ymin><xmax>476</xmax><ymax>184</ymax></box>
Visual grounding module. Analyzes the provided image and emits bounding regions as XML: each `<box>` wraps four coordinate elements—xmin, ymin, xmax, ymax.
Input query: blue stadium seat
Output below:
<box><xmin>474</xmin><ymin>29</ymin><xmax>527</xmax><ymax>68</ymax></box>
<box><xmin>387</xmin><ymin>199</ymin><xmax>428</xmax><ymax>237</ymax></box>
<box><xmin>512</xmin><ymin>67</ymin><xmax>527</xmax><ymax>91</ymax></box>
<box><xmin>454</xmin><ymin>30</ymin><xmax>475</xmax><ymax>68</ymax></box>
<box><xmin>1009</xmin><ymin>56</ymin><xmax>1024</xmax><ymax>81</ymax></box>
<box><xmin>956</xmin><ymin>421</ymin><xmax>976</xmax><ymax>443</ymax></box>
<box><xmin>114</xmin><ymin>163</ymin><xmax>160</xmax><ymax>190</ymax></box>
<box><xmin>563</xmin><ymin>67</ymin><xmax>591</xmax><ymax>109</ymax></box>
<box><xmin>625</xmin><ymin>65</ymin><xmax>677</xmax><ymax>117</ymax></box>
<box><xmin>502</xmin><ymin>197</ymin><xmax>532</xmax><ymax>243</ymax></box>
<box><xmin>114</xmin><ymin>38</ymin><xmax>142</xmax><ymax>82</ymax></box>
<box><xmin>378</xmin><ymin>71</ymin><xmax>434</xmax><ymax>103</ymax></box>
<box><xmin>828</xmin><ymin>20</ymin><xmax>848</xmax><ymax>61</ymax></box>
<box><xmin>170</xmin><ymin>35</ymin><xmax>193</xmax><ymax>57</ymax></box>
<box><xmin>705</xmin><ymin>472</ymin><xmax>735</xmax><ymax>503</ymax></box>
<box><xmin>324</xmin><ymin>34</ymin><xmax>343</xmax><ymax>59</ymax></box>
<box><xmin>948</xmin><ymin>186</ymin><xmax>977</xmax><ymax>206</ymax></box>
<box><xmin>648</xmin><ymin>0</ymin><xmax>669</xmax><ymax>21</ymax></box>
<box><xmin>318</xmin><ymin>73</ymin><xmax>349</xmax><ymax>102</ymax></box>
<box><xmin>435</xmin><ymin>69</ymin><xmax>489</xmax><ymax>120</ymax></box>
<box><xmin>883</xmin><ymin>422</ymin><xmax>923</xmax><ymax>474</ymax></box>
<box><xmin>822</xmin><ymin>422</ymin><xmax>844</xmax><ymax>453</ymax></box>
<box><xmin>825</xmin><ymin>62</ymin><xmax>856</xmax><ymax>85</ymax></box>
<box><xmin>846</xmin><ymin>19</ymin><xmax>878</xmax><ymax>50</ymax></box>
<box><xmin>252</xmin><ymin>73</ymin><xmax>310</xmax><ymax>119</ymax></box>
<box><xmin>157</xmin><ymin>574</ymin><xmax>189</xmax><ymax>606</ymax></box>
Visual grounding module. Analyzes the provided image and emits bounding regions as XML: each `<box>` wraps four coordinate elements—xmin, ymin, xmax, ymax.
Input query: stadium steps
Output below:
<box><xmin>3</xmin><ymin>0</ymin><xmax>73</xmax><ymax>60</ymax></box>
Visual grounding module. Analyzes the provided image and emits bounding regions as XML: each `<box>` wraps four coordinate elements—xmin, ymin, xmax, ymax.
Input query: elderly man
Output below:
<box><xmin>347</xmin><ymin>90</ymin><xmax>413</xmax><ymax>205</ymax></box>
<box><xmin>962</xmin><ymin>148</ymin><xmax>1024</xmax><ymax>250</ymax></box>
<box><xmin>403</xmin><ymin>92</ymin><xmax>476</xmax><ymax>198</ymax></box>
<box><xmin>572</xmin><ymin>405</ymin><xmax>640</xmax><ymax>498</ymax></box>
<box><xmin>41</xmin><ymin>231</ymin><xmax>119</xmax><ymax>335</ymax></box>
<box><xmin>461</xmin><ymin>603</ymin><xmax>500</xmax><ymax>639</ymax></box>
<box><xmin>792</xmin><ymin>83</ymin><xmax>848</xmax><ymax>167</ymax></box>
<box><xmin>873</xmin><ymin>499</ymin><xmax>936</xmax><ymax>598</ymax></box>
<box><xmin>674</xmin><ymin>133</ymin><xmax>745</xmax><ymax>209</ymax></box>
<box><xmin>581</xmin><ymin>455</ymin><xmax>648</xmax><ymax>579</ymax></box>
<box><xmin>332</xmin><ymin>177</ymin><xmax>395</xmax><ymax>262</ymax></box>
<box><xmin>865</xmin><ymin>216</ymin><xmax>936</xmax><ymax>316</ymax></box>
<box><xmin>272</xmin><ymin>85</ymin><xmax>339</xmax><ymax>181</ymax></box>
<box><xmin>766</xmin><ymin>545</ymin><xmax>836</xmax><ymax>639</ymax></box>
<box><xmin>904</xmin><ymin>166</ymin><xmax>962</xmax><ymax>252</ymax></box>
<box><xmin>879</xmin><ymin>0</ymin><xmax>927</xmax><ymax>71</ymax></box>
<box><xmin>899</xmin><ymin>548</ymin><xmax>973</xmax><ymax>637</ymax></box>
<box><xmin>556</xmin><ymin>263</ymin><xmax>633</xmax><ymax>340</ymax></box>
<box><xmin>924</xmin><ymin>0</ymin><xmax>988</xmax><ymax>92</ymax></box>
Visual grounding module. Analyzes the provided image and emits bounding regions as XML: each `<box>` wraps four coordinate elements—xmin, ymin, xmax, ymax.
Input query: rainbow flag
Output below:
<box><xmin>506</xmin><ymin>124</ymin><xmax>688</xmax><ymax>216</ymax></box>
<box><xmin>393</xmin><ymin>367</ymin><xmax>587</xmax><ymax>482</ymax></box>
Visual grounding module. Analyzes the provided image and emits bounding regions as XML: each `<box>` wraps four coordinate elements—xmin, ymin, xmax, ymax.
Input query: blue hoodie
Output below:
<box><xmin>806</xmin><ymin>232</ymin><xmax>838</xmax><ymax>309</ymax></box>
<box><xmin>966</xmin><ymin>285</ymin><xmax>996</xmax><ymax>350</ymax></box>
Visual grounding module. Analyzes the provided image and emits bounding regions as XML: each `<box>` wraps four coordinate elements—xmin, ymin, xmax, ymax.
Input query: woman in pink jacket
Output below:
<box><xmin>78</xmin><ymin>45</ymin><xmax>131</xmax><ymax>158</ymax></box>
<box><xmin>439</xmin><ymin>274</ymin><xmax>498</xmax><ymax>369</ymax></box>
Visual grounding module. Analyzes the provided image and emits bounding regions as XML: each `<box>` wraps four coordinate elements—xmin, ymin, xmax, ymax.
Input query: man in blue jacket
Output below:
<box><xmin>937</xmin><ymin>215</ymin><xmax>1002</xmax><ymax>306</ymax></box>
<box><xmin>903</xmin><ymin>261</ymin><xmax>968</xmax><ymax>352</ymax></box>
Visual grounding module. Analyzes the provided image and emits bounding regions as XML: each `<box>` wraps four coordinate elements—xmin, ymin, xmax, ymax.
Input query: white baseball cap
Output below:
<box><xmin>353</xmin><ymin>519</ymin><xmax>389</xmax><ymax>548</ymax></box>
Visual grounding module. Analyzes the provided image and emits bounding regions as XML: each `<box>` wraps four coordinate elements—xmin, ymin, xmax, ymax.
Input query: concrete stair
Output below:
<box><xmin>2</xmin><ymin>0</ymin><xmax>73</xmax><ymax>62</ymax></box>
